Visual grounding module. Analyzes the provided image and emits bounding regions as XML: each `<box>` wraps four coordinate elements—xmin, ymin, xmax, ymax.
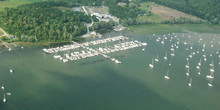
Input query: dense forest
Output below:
<box><xmin>142</xmin><ymin>0</ymin><xmax>220</xmax><ymax>24</ymax></box>
<box><xmin>0</xmin><ymin>1</ymin><xmax>91</xmax><ymax>42</ymax></box>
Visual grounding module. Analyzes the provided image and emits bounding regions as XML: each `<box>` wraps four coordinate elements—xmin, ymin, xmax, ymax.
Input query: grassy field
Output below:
<box><xmin>137</xmin><ymin>2</ymin><xmax>163</xmax><ymax>23</ymax></box>
<box><xmin>0</xmin><ymin>0</ymin><xmax>50</xmax><ymax>11</ymax></box>
<box><xmin>129</xmin><ymin>24</ymin><xmax>220</xmax><ymax>35</ymax></box>
<box><xmin>177</xmin><ymin>24</ymin><xmax>220</xmax><ymax>33</ymax></box>
<box><xmin>128</xmin><ymin>24</ymin><xmax>182</xmax><ymax>35</ymax></box>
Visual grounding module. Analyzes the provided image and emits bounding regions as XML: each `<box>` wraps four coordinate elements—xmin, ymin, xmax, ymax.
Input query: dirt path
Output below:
<box><xmin>0</xmin><ymin>27</ymin><xmax>9</xmax><ymax>37</ymax></box>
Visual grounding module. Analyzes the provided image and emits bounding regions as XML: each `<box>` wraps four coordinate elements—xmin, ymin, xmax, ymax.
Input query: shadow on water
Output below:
<box><xmin>1</xmin><ymin>67</ymin><xmax>189</xmax><ymax>110</ymax></box>
<box><xmin>79</xmin><ymin>55</ymin><xmax>127</xmax><ymax>66</ymax></box>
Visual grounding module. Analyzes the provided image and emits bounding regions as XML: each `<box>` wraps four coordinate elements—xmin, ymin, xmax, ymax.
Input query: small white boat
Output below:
<box><xmin>186</xmin><ymin>69</ymin><xmax>189</xmax><ymax>76</ymax></box>
<box><xmin>196</xmin><ymin>65</ymin><xmax>200</xmax><ymax>69</ymax></box>
<box><xmin>8</xmin><ymin>48</ymin><xmax>11</xmax><ymax>51</ymax></box>
<box><xmin>198</xmin><ymin>59</ymin><xmax>202</xmax><ymax>66</ymax></box>
<box><xmin>142</xmin><ymin>48</ymin><xmax>145</xmax><ymax>52</ymax></box>
<box><xmin>185</xmin><ymin>61</ymin><xmax>189</xmax><ymax>69</ymax></box>
<box><xmin>164</xmin><ymin>70</ymin><xmax>170</xmax><ymax>80</ymax></box>
<box><xmin>208</xmin><ymin>80</ymin><xmax>213</xmax><ymax>87</ymax></box>
<box><xmin>6</xmin><ymin>93</ymin><xmax>12</xmax><ymax>96</ymax></box>
<box><xmin>155</xmin><ymin>55</ymin><xmax>159</xmax><ymax>62</ymax></box>
<box><xmin>164</xmin><ymin>52</ymin><xmax>167</xmax><ymax>60</ymax></box>
<box><xmin>149</xmin><ymin>58</ymin><xmax>154</xmax><ymax>68</ymax></box>
<box><xmin>3</xmin><ymin>94</ymin><xmax>6</xmax><ymax>103</ymax></box>
<box><xmin>1</xmin><ymin>86</ymin><xmax>4</xmax><ymax>90</ymax></box>
<box><xmin>188</xmin><ymin>78</ymin><xmax>192</xmax><ymax>87</ymax></box>
<box><xmin>9</xmin><ymin>69</ymin><xmax>13</xmax><ymax>73</ymax></box>
<box><xmin>115</xmin><ymin>60</ymin><xmax>122</xmax><ymax>64</ymax></box>
<box><xmin>206</xmin><ymin>73</ymin><xmax>214</xmax><ymax>79</ymax></box>
<box><xmin>198</xmin><ymin>71</ymin><xmax>201</xmax><ymax>75</ymax></box>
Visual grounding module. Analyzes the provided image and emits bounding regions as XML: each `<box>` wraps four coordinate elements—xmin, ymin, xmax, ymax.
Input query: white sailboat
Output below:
<box><xmin>188</xmin><ymin>78</ymin><xmax>192</xmax><ymax>87</ymax></box>
<box><xmin>209</xmin><ymin>60</ymin><xmax>214</xmax><ymax>67</ymax></box>
<box><xmin>155</xmin><ymin>55</ymin><xmax>159</xmax><ymax>62</ymax></box>
<box><xmin>164</xmin><ymin>52</ymin><xmax>167</xmax><ymax>60</ymax></box>
<box><xmin>196</xmin><ymin>65</ymin><xmax>200</xmax><ymax>69</ymax></box>
<box><xmin>210</xmin><ymin>66</ymin><xmax>215</xmax><ymax>73</ymax></box>
<box><xmin>170</xmin><ymin>50</ymin><xmax>175</xmax><ymax>56</ymax></box>
<box><xmin>185</xmin><ymin>61</ymin><xmax>189</xmax><ymax>69</ymax></box>
<box><xmin>198</xmin><ymin>59</ymin><xmax>202</xmax><ymax>66</ymax></box>
<box><xmin>3</xmin><ymin>93</ymin><xmax>6</xmax><ymax>103</ymax></box>
<box><xmin>186</xmin><ymin>69</ymin><xmax>190</xmax><ymax>76</ymax></box>
<box><xmin>1</xmin><ymin>86</ymin><xmax>4</xmax><ymax>90</ymax></box>
<box><xmin>198</xmin><ymin>69</ymin><xmax>201</xmax><ymax>75</ymax></box>
<box><xmin>208</xmin><ymin>80</ymin><xmax>213</xmax><ymax>87</ymax></box>
<box><xmin>189</xmin><ymin>51</ymin><xmax>193</xmax><ymax>58</ymax></box>
<box><xmin>164</xmin><ymin>70</ymin><xmax>170</xmax><ymax>79</ymax></box>
<box><xmin>142</xmin><ymin>48</ymin><xmax>145</xmax><ymax>52</ymax></box>
<box><xmin>206</xmin><ymin>72</ymin><xmax>214</xmax><ymax>79</ymax></box>
<box><xmin>9</xmin><ymin>69</ymin><xmax>13</xmax><ymax>73</ymax></box>
<box><xmin>149</xmin><ymin>58</ymin><xmax>154</xmax><ymax>68</ymax></box>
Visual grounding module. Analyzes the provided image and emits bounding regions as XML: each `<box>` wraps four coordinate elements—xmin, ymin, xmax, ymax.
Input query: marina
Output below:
<box><xmin>43</xmin><ymin>36</ymin><xmax>147</xmax><ymax>64</ymax></box>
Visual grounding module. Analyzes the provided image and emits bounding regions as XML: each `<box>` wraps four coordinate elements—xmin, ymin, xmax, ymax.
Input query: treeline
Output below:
<box><xmin>120</xmin><ymin>17</ymin><xmax>203</xmax><ymax>26</ymax></box>
<box><xmin>141</xmin><ymin>0</ymin><xmax>220</xmax><ymax>24</ymax></box>
<box><xmin>0</xmin><ymin>1</ymin><xmax>91</xmax><ymax>42</ymax></box>
<box><xmin>90</xmin><ymin>20</ymin><xmax>117</xmax><ymax>31</ymax></box>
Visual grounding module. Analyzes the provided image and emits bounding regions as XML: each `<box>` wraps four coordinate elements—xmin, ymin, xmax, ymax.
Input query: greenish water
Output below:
<box><xmin>0</xmin><ymin>30</ymin><xmax>220</xmax><ymax>110</ymax></box>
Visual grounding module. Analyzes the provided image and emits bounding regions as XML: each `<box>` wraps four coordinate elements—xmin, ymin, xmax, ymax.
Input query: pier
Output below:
<box><xmin>43</xmin><ymin>36</ymin><xmax>147</xmax><ymax>64</ymax></box>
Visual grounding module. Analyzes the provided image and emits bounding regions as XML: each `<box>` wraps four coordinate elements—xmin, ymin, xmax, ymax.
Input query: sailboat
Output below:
<box><xmin>189</xmin><ymin>51</ymin><xmax>193</xmax><ymax>58</ymax></box>
<box><xmin>208</xmin><ymin>80</ymin><xmax>213</xmax><ymax>87</ymax></box>
<box><xmin>183</xmin><ymin>40</ymin><xmax>187</xmax><ymax>45</ymax></box>
<box><xmin>155</xmin><ymin>55</ymin><xmax>159</xmax><ymax>62</ymax></box>
<box><xmin>209</xmin><ymin>60</ymin><xmax>214</xmax><ymax>67</ymax></box>
<box><xmin>198</xmin><ymin>59</ymin><xmax>202</xmax><ymax>66</ymax></box>
<box><xmin>9</xmin><ymin>69</ymin><xmax>13</xmax><ymax>73</ymax></box>
<box><xmin>1</xmin><ymin>86</ymin><xmax>4</xmax><ymax>90</ymax></box>
<box><xmin>210</xmin><ymin>66</ymin><xmax>215</xmax><ymax>73</ymax></box>
<box><xmin>206</xmin><ymin>72</ymin><xmax>214</xmax><ymax>79</ymax></box>
<box><xmin>185</xmin><ymin>61</ymin><xmax>189</xmax><ymax>69</ymax></box>
<box><xmin>3</xmin><ymin>93</ymin><xmax>6</xmax><ymax>103</ymax></box>
<box><xmin>186</xmin><ymin>69</ymin><xmax>190</xmax><ymax>76</ymax></box>
<box><xmin>161</xmin><ymin>37</ymin><xmax>164</xmax><ymax>44</ymax></box>
<box><xmin>170</xmin><ymin>50</ymin><xmax>175</xmax><ymax>56</ymax></box>
<box><xmin>198</xmin><ymin>69</ymin><xmax>201</xmax><ymax>75</ymax></box>
<box><xmin>164</xmin><ymin>52</ymin><xmax>167</xmax><ymax>60</ymax></box>
<box><xmin>149</xmin><ymin>58</ymin><xmax>154</xmax><ymax>68</ymax></box>
<box><xmin>196</xmin><ymin>65</ymin><xmax>200</xmax><ymax>69</ymax></box>
<box><xmin>169</xmin><ymin>61</ymin><xmax>172</xmax><ymax>66</ymax></box>
<box><xmin>164</xmin><ymin>70</ymin><xmax>170</xmax><ymax>79</ymax></box>
<box><xmin>188</xmin><ymin>78</ymin><xmax>192</xmax><ymax>87</ymax></box>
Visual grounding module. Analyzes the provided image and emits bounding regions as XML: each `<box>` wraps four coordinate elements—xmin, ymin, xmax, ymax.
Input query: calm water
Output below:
<box><xmin>0</xmin><ymin>30</ymin><xmax>220</xmax><ymax>110</ymax></box>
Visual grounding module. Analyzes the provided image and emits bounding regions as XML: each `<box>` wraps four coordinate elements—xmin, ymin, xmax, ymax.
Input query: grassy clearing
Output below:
<box><xmin>136</xmin><ymin>13</ymin><xmax>163</xmax><ymax>23</ymax></box>
<box><xmin>128</xmin><ymin>24</ymin><xmax>182</xmax><ymax>35</ymax></box>
<box><xmin>137</xmin><ymin>2</ymin><xmax>163</xmax><ymax>23</ymax></box>
<box><xmin>0</xmin><ymin>0</ymin><xmax>50</xmax><ymax>11</ymax></box>
<box><xmin>139</xmin><ymin>2</ymin><xmax>157</xmax><ymax>10</ymax></box>
<box><xmin>0</xmin><ymin>1</ymin><xmax>30</xmax><ymax>11</ymax></box>
<box><xmin>129</xmin><ymin>24</ymin><xmax>220</xmax><ymax>35</ymax></box>
<box><xmin>177</xmin><ymin>24</ymin><xmax>220</xmax><ymax>33</ymax></box>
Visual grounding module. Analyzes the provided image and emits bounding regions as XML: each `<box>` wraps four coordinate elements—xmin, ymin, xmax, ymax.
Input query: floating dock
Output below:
<box><xmin>43</xmin><ymin>36</ymin><xmax>147</xmax><ymax>64</ymax></box>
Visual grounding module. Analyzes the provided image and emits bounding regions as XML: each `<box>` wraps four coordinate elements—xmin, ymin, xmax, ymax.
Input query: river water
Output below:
<box><xmin>0</xmin><ymin>30</ymin><xmax>220</xmax><ymax>110</ymax></box>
